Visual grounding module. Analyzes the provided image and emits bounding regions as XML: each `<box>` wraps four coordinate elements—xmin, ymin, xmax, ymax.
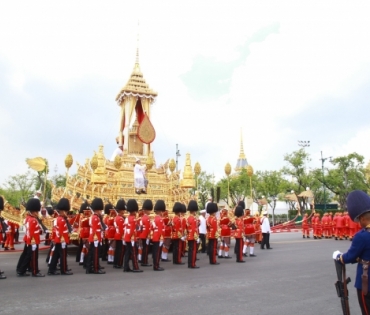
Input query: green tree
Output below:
<box><xmin>193</xmin><ymin>171</ymin><xmax>214</xmax><ymax>209</ymax></box>
<box><xmin>0</xmin><ymin>171</ymin><xmax>35</xmax><ymax>206</ymax></box>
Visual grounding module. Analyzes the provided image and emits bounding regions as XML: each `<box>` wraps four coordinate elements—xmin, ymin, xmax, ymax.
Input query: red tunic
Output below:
<box><xmin>79</xmin><ymin>212</ymin><xmax>91</xmax><ymax>239</ymax></box>
<box><xmin>243</xmin><ymin>216</ymin><xmax>255</xmax><ymax>235</ymax></box>
<box><xmin>171</xmin><ymin>215</ymin><xmax>182</xmax><ymax>239</ymax></box>
<box><xmin>220</xmin><ymin>215</ymin><xmax>231</xmax><ymax>237</ymax></box>
<box><xmin>53</xmin><ymin>215</ymin><xmax>70</xmax><ymax>244</ymax></box>
<box><xmin>105</xmin><ymin>214</ymin><xmax>116</xmax><ymax>240</ymax></box>
<box><xmin>151</xmin><ymin>215</ymin><xmax>164</xmax><ymax>242</ymax></box>
<box><xmin>186</xmin><ymin>214</ymin><xmax>198</xmax><ymax>241</ymax></box>
<box><xmin>139</xmin><ymin>214</ymin><xmax>151</xmax><ymax>239</ymax></box>
<box><xmin>302</xmin><ymin>216</ymin><xmax>309</xmax><ymax>228</ymax></box>
<box><xmin>26</xmin><ymin>216</ymin><xmax>42</xmax><ymax>245</ymax></box>
<box><xmin>336</xmin><ymin>216</ymin><xmax>344</xmax><ymax>228</ymax></box>
<box><xmin>88</xmin><ymin>214</ymin><xmax>102</xmax><ymax>242</ymax></box>
<box><xmin>124</xmin><ymin>214</ymin><xmax>137</xmax><ymax>242</ymax></box>
<box><xmin>234</xmin><ymin>218</ymin><xmax>244</xmax><ymax>238</ymax></box>
<box><xmin>114</xmin><ymin>215</ymin><xmax>125</xmax><ymax>241</ymax></box>
<box><xmin>163</xmin><ymin>216</ymin><xmax>172</xmax><ymax>238</ymax></box>
<box><xmin>206</xmin><ymin>216</ymin><xmax>218</xmax><ymax>239</ymax></box>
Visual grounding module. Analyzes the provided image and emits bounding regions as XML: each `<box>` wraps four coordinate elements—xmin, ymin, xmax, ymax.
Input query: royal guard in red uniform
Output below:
<box><xmin>86</xmin><ymin>198</ymin><xmax>105</xmax><ymax>274</ymax></box>
<box><xmin>123</xmin><ymin>199</ymin><xmax>142</xmax><ymax>273</ymax></box>
<box><xmin>161</xmin><ymin>210</ymin><xmax>172</xmax><ymax>262</ymax></box>
<box><xmin>139</xmin><ymin>200</ymin><xmax>153</xmax><ymax>267</ymax></box>
<box><xmin>17</xmin><ymin>198</ymin><xmax>44</xmax><ymax>277</ymax></box>
<box><xmin>328</xmin><ymin>211</ymin><xmax>334</xmax><ymax>237</ymax></box>
<box><xmin>113</xmin><ymin>199</ymin><xmax>126</xmax><ymax>269</ymax></box>
<box><xmin>180</xmin><ymin>204</ymin><xmax>187</xmax><ymax>258</ymax></box>
<box><xmin>171</xmin><ymin>202</ymin><xmax>184</xmax><ymax>265</ymax></box>
<box><xmin>4</xmin><ymin>221</ymin><xmax>15</xmax><ymax>250</ymax></box>
<box><xmin>219</xmin><ymin>207</ymin><xmax>232</xmax><ymax>259</ymax></box>
<box><xmin>316</xmin><ymin>213</ymin><xmax>323</xmax><ymax>239</ymax></box>
<box><xmin>14</xmin><ymin>220</ymin><xmax>20</xmax><ymax>244</ymax></box>
<box><xmin>186</xmin><ymin>200</ymin><xmax>200</xmax><ymax>269</ymax></box>
<box><xmin>321</xmin><ymin>213</ymin><xmax>329</xmax><ymax>238</ymax></box>
<box><xmin>243</xmin><ymin>208</ymin><xmax>257</xmax><ymax>257</ymax></box>
<box><xmin>48</xmin><ymin>198</ymin><xmax>73</xmax><ymax>275</ymax></box>
<box><xmin>206</xmin><ymin>202</ymin><xmax>220</xmax><ymax>265</ymax></box>
<box><xmin>302</xmin><ymin>213</ymin><xmax>310</xmax><ymax>238</ymax></box>
<box><xmin>0</xmin><ymin>196</ymin><xmax>7</xmax><ymax>279</ymax></box>
<box><xmin>335</xmin><ymin>212</ymin><xmax>344</xmax><ymax>240</ymax></box>
<box><xmin>101</xmin><ymin>203</ymin><xmax>113</xmax><ymax>262</ymax></box>
<box><xmin>332</xmin><ymin>212</ymin><xmax>339</xmax><ymax>238</ymax></box>
<box><xmin>76</xmin><ymin>202</ymin><xmax>91</xmax><ymax>267</ymax></box>
<box><xmin>105</xmin><ymin>206</ymin><xmax>117</xmax><ymax>264</ymax></box>
<box><xmin>254</xmin><ymin>213</ymin><xmax>262</xmax><ymax>243</ymax></box>
<box><xmin>151</xmin><ymin>200</ymin><xmax>166</xmax><ymax>271</ymax></box>
<box><xmin>312</xmin><ymin>213</ymin><xmax>318</xmax><ymax>239</ymax></box>
<box><xmin>136</xmin><ymin>208</ymin><xmax>144</xmax><ymax>262</ymax></box>
<box><xmin>234</xmin><ymin>206</ymin><xmax>245</xmax><ymax>263</ymax></box>
<box><xmin>343</xmin><ymin>211</ymin><xmax>350</xmax><ymax>239</ymax></box>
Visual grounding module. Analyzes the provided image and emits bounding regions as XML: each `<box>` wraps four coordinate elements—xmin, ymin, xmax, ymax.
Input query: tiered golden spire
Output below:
<box><xmin>239</xmin><ymin>129</ymin><xmax>246</xmax><ymax>160</ymax></box>
<box><xmin>235</xmin><ymin>128</ymin><xmax>248</xmax><ymax>171</ymax></box>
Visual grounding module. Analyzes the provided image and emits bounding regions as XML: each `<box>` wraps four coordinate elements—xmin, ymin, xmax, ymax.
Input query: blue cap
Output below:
<box><xmin>346</xmin><ymin>190</ymin><xmax>370</xmax><ymax>222</ymax></box>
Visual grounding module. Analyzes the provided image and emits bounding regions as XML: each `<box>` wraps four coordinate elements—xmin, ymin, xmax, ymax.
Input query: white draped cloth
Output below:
<box><xmin>134</xmin><ymin>164</ymin><xmax>146</xmax><ymax>189</ymax></box>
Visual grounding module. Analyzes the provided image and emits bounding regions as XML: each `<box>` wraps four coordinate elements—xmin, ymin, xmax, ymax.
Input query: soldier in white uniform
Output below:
<box><xmin>134</xmin><ymin>158</ymin><xmax>147</xmax><ymax>194</ymax></box>
<box><xmin>260</xmin><ymin>211</ymin><xmax>272</xmax><ymax>250</ymax></box>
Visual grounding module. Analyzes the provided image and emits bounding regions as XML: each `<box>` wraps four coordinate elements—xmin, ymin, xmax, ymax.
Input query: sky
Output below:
<box><xmin>1</xmin><ymin>0</ymin><xmax>370</xmax><ymax>186</ymax></box>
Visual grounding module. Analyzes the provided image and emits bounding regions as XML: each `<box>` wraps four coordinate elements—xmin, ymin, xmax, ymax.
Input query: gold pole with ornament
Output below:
<box><xmin>194</xmin><ymin>162</ymin><xmax>201</xmax><ymax>190</ymax></box>
<box><xmin>246</xmin><ymin>165</ymin><xmax>254</xmax><ymax>212</ymax></box>
<box><xmin>146</xmin><ymin>152</ymin><xmax>154</xmax><ymax>194</ymax></box>
<box><xmin>224</xmin><ymin>162</ymin><xmax>231</xmax><ymax>206</ymax></box>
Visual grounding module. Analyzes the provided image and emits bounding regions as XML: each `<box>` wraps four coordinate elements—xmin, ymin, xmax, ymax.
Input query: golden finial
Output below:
<box><xmin>246</xmin><ymin>165</ymin><xmax>253</xmax><ymax>177</ymax></box>
<box><xmin>65</xmin><ymin>153</ymin><xmax>73</xmax><ymax>170</ymax></box>
<box><xmin>225</xmin><ymin>162</ymin><xmax>231</xmax><ymax>176</ymax></box>
<box><xmin>239</xmin><ymin>128</ymin><xmax>246</xmax><ymax>159</ymax></box>
<box><xmin>90</xmin><ymin>152</ymin><xmax>98</xmax><ymax>171</ymax></box>
<box><xmin>146</xmin><ymin>152</ymin><xmax>154</xmax><ymax>170</ymax></box>
<box><xmin>114</xmin><ymin>155</ymin><xmax>122</xmax><ymax>170</ymax></box>
<box><xmin>169</xmin><ymin>159</ymin><xmax>176</xmax><ymax>173</ymax></box>
<box><xmin>194</xmin><ymin>162</ymin><xmax>201</xmax><ymax>176</ymax></box>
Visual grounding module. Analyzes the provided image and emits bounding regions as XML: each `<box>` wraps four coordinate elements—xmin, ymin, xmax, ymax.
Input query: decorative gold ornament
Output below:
<box><xmin>146</xmin><ymin>152</ymin><xmax>154</xmax><ymax>170</ymax></box>
<box><xmin>194</xmin><ymin>162</ymin><xmax>201</xmax><ymax>176</ymax></box>
<box><xmin>114</xmin><ymin>155</ymin><xmax>122</xmax><ymax>170</ymax></box>
<box><xmin>246</xmin><ymin>165</ymin><xmax>254</xmax><ymax>177</ymax></box>
<box><xmin>90</xmin><ymin>153</ymin><xmax>98</xmax><ymax>171</ymax></box>
<box><xmin>137</xmin><ymin>114</ymin><xmax>156</xmax><ymax>144</ymax></box>
<box><xmin>65</xmin><ymin>154</ymin><xmax>73</xmax><ymax>169</ymax></box>
<box><xmin>169</xmin><ymin>159</ymin><xmax>176</xmax><ymax>173</ymax></box>
<box><xmin>26</xmin><ymin>157</ymin><xmax>46</xmax><ymax>172</ymax></box>
<box><xmin>225</xmin><ymin>163</ymin><xmax>231</xmax><ymax>176</ymax></box>
<box><xmin>180</xmin><ymin>153</ymin><xmax>195</xmax><ymax>188</ymax></box>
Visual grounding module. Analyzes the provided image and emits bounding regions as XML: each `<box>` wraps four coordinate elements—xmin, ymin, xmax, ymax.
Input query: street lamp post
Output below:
<box><xmin>298</xmin><ymin>140</ymin><xmax>310</xmax><ymax>174</ymax></box>
<box><xmin>320</xmin><ymin>151</ymin><xmax>332</xmax><ymax>213</ymax></box>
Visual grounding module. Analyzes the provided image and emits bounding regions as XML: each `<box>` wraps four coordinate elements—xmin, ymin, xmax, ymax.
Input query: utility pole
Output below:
<box><xmin>320</xmin><ymin>151</ymin><xmax>332</xmax><ymax>212</ymax></box>
<box><xmin>175</xmin><ymin>144</ymin><xmax>181</xmax><ymax>172</ymax></box>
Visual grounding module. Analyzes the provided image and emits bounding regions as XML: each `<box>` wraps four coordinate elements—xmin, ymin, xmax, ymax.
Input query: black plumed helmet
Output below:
<box><xmin>26</xmin><ymin>198</ymin><xmax>41</xmax><ymax>212</ymax></box>
<box><xmin>142</xmin><ymin>199</ymin><xmax>153</xmax><ymax>211</ymax></box>
<box><xmin>91</xmin><ymin>198</ymin><xmax>104</xmax><ymax>211</ymax></box>
<box><xmin>238</xmin><ymin>200</ymin><xmax>246</xmax><ymax>209</ymax></box>
<box><xmin>57</xmin><ymin>198</ymin><xmax>70</xmax><ymax>211</ymax></box>
<box><xmin>0</xmin><ymin>196</ymin><xmax>4</xmax><ymax>210</ymax></box>
<box><xmin>187</xmin><ymin>200</ymin><xmax>199</xmax><ymax>211</ymax></box>
<box><xmin>126</xmin><ymin>199</ymin><xmax>139</xmax><ymax>212</ymax></box>
<box><xmin>234</xmin><ymin>206</ymin><xmax>244</xmax><ymax>217</ymax></box>
<box><xmin>104</xmin><ymin>203</ymin><xmax>113</xmax><ymax>215</ymax></box>
<box><xmin>154</xmin><ymin>200</ymin><xmax>166</xmax><ymax>211</ymax></box>
<box><xmin>206</xmin><ymin>202</ymin><xmax>218</xmax><ymax>214</ymax></box>
<box><xmin>173</xmin><ymin>202</ymin><xmax>183</xmax><ymax>213</ymax></box>
<box><xmin>79</xmin><ymin>201</ymin><xmax>89</xmax><ymax>213</ymax></box>
<box><xmin>181</xmin><ymin>204</ymin><xmax>186</xmax><ymax>213</ymax></box>
<box><xmin>115</xmin><ymin>199</ymin><xmax>126</xmax><ymax>211</ymax></box>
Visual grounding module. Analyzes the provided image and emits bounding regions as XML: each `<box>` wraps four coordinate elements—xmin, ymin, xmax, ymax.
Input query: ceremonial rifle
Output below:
<box><xmin>334</xmin><ymin>259</ymin><xmax>351</xmax><ymax>315</ymax></box>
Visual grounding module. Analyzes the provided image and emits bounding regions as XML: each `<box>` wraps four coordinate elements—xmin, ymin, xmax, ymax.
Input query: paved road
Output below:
<box><xmin>0</xmin><ymin>233</ymin><xmax>361</xmax><ymax>315</ymax></box>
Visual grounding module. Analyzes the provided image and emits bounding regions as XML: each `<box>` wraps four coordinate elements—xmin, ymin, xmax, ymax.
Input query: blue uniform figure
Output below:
<box><xmin>334</xmin><ymin>190</ymin><xmax>370</xmax><ymax>315</ymax></box>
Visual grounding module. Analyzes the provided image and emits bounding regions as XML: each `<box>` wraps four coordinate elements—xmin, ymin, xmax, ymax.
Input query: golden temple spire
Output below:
<box><xmin>135</xmin><ymin>20</ymin><xmax>140</xmax><ymax>67</ymax></box>
<box><xmin>239</xmin><ymin>128</ymin><xmax>246</xmax><ymax>159</ymax></box>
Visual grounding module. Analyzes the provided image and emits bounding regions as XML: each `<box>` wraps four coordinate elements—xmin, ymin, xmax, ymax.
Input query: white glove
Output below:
<box><xmin>61</xmin><ymin>242</ymin><xmax>66</xmax><ymax>249</ymax></box>
<box><xmin>159</xmin><ymin>241</ymin><xmax>163</xmax><ymax>247</ymax></box>
<box><xmin>181</xmin><ymin>236</ymin><xmax>185</xmax><ymax>241</ymax></box>
<box><xmin>45</xmin><ymin>230</ymin><xmax>50</xmax><ymax>234</ymax></box>
<box><xmin>217</xmin><ymin>238</ymin><xmax>221</xmax><ymax>242</ymax></box>
<box><xmin>146</xmin><ymin>239</ymin><xmax>150</xmax><ymax>245</ymax></box>
<box><xmin>122</xmin><ymin>241</ymin><xmax>126</xmax><ymax>245</ymax></box>
<box><xmin>131</xmin><ymin>240</ymin><xmax>135</xmax><ymax>246</ymax></box>
<box><xmin>32</xmin><ymin>244</ymin><xmax>37</xmax><ymax>251</ymax></box>
<box><xmin>333</xmin><ymin>250</ymin><xmax>342</xmax><ymax>260</ymax></box>
<box><xmin>197</xmin><ymin>238</ymin><xmax>200</xmax><ymax>244</ymax></box>
<box><xmin>94</xmin><ymin>240</ymin><xmax>99</xmax><ymax>247</ymax></box>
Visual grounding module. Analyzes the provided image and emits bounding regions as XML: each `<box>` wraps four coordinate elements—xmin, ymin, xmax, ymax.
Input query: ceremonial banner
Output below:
<box><xmin>26</xmin><ymin>157</ymin><xmax>46</xmax><ymax>172</ymax></box>
<box><xmin>137</xmin><ymin>113</ymin><xmax>156</xmax><ymax>144</ymax></box>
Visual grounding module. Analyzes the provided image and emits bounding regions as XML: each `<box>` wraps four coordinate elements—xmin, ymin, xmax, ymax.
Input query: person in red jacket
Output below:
<box><xmin>343</xmin><ymin>211</ymin><xmax>350</xmax><ymax>239</ymax></box>
<box><xmin>180</xmin><ymin>204</ymin><xmax>187</xmax><ymax>258</ymax></box>
<box><xmin>321</xmin><ymin>213</ymin><xmax>330</xmax><ymax>238</ymax></box>
<box><xmin>219</xmin><ymin>207</ymin><xmax>232</xmax><ymax>259</ymax></box>
<box><xmin>105</xmin><ymin>207</ymin><xmax>117</xmax><ymax>264</ymax></box>
<box><xmin>206</xmin><ymin>202</ymin><xmax>220</xmax><ymax>265</ymax></box>
<box><xmin>332</xmin><ymin>212</ymin><xmax>339</xmax><ymax>238</ymax></box>
<box><xmin>234</xmin><ymin>206</ymin><xmax>245</xmax><ymax>263</ymax></box>
<box><xmin>186</xmin><ymin>200</ymin><xmax>200</xmax><ymax>269</ymax></box>
<box><xmin>151</xmin><ymin>200</ymin><xmax>166</xmax><ymax>271</ymax></box>
<box><xmin>139</xmin><ymin>199</ymin><xmax>153</xmax><ymax>267</ymax></box>
<box><xmin>4</xmin><ymin>221</ymin><xmax>15</xmax><ymax>250</ymax></box>
<box><xmin>243</xmin><ymin>208</ymin><xmax>256</xmax><ymax>257</ymax></box>
<box><xmin>48</xmin><ymin>198</ymin><xmax>73</xmax><ymax>275</ymax></box>
<box><xmin>76</xmin><ymin>201</ymin><xmax>90</xmax><ymax>266</ymax></box>
<box><xmin>86</xmin><ymin>198</ymin><xmax>105</xmax><ymax>274</ymax></box>
<box><xmin>335</xmin><ymin>212</ymin><xmax>344</xmax><ymax>240</ymax></box>
<box><xmin>113</xmin><ymin>199</ymin><xmax>126</xmax><ymax>269</ymax></box>
<box><xmin>302</xmin><ymin>213</ymin><xmax>310</xmax><ymax>238</ymax></box>
<box><xmin>171</xmin><ymin>202</ymin><xmax>184</xmax><ymax>265</ymax></box>
<box><xmin>0</xmin><ymin>196</ymin><xmax>7</xmax><ymax>279</ymax></box>
<box><xmin>161</xmin><ymin>210</ymin><xmax>172</xmax><ymax>262</ymax></box>
<box><xmin>123</xmin><ymin>199</ymin><xmax>142</xmax><ymax>273</ymax></box>
<box><xmin>17</xmin><ymin>198</ymin><xmax>44</xmax><ymax>277</ymax></box>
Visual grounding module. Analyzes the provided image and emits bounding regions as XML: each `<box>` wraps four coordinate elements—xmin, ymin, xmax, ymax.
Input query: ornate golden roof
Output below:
<box><xmin>115</xmin><ymin>49</ymin><xmax>157</xmax><ymax>102</ymax></box>
<box><xmin>235</xmin><ymin>128</ymin><xmax>248</xmax><ymax>171</ymax></box>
